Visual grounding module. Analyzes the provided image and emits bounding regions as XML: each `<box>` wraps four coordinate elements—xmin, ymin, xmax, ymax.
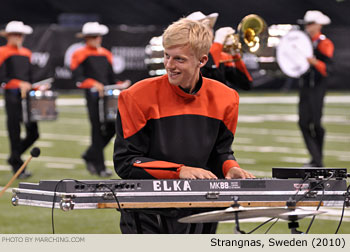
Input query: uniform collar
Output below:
<box><xmin>311</xmin><ymin>32</ymin><xmax>322</xmax><ymax>41</ymax></box>
<box><xmin>167</xmin><ymin>74</ymin><xmax>203</xmax><ymax>99</ymax></box>
<box><xmin>85</xmin><ymin>44</ymin><xmax>100</xmax><ymax>51</ymax></box>
<box><xmin>6</xmin><ymin>43</ymin><xmax>20</xmax><ymax>50</ymax></box>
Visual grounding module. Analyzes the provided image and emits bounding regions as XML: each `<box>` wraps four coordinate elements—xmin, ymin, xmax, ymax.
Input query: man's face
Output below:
<box><xmin>164</xmin><ymin>44</ymin><xmax>203</xmax><ymax>91</ymax></box>
<box><xmin>85</xmin><ymin>35</ymin><xmax>102</xmax><ymax>48</ymax></box>
<box><xmin>7</xmin><ymin>33</ymin><xmax>24</xmax><ymax>47</ymax></box>
<box><xmin>305</xmin><ymin>23</ymin><xmax>322</xmax><ymax>37</ymax></box>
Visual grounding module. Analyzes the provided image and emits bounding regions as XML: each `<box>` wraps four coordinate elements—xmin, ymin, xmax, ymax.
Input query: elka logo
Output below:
<box><xmin>153</xmin><ymin>180</ymin><xmax>192</xmax><ymax>191</ymax></box>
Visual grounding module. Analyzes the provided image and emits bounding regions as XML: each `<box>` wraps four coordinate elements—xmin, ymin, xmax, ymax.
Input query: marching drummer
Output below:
<box><xmin>70</xmin><ymin>22</ymin><xmax>117</xmax><ymax>177</ymax></box>
<box><xmin>186</xmin><ymin>11</ymin><xmax>253</xmax><ymax>91</ymax></box>
<box><xmin>0</xmin><ymin>21</ymin><xmax>38</xmax><ymax>179</ymax></box>
<box><xmin>297</xmin><ymin>10</ymin><xmax>334</xmax><ymax>168</ymax></box>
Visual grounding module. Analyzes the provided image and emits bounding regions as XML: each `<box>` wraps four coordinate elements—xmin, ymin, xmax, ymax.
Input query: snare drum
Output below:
<box><xmin>22</xmin><ymin>90</ymin><xmax>58</xmax><ymax>123</ymax></box>
<box><xmin>99</xmin><ymin>89</ymin><xmax>120</xmax><ymax>123</ymax></box>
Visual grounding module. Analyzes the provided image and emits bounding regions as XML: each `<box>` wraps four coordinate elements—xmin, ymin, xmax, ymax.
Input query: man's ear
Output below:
<box><xmin>199</xmin><ymin>55</ymin><xmax>208</xmax><ymax>67</ymax></box>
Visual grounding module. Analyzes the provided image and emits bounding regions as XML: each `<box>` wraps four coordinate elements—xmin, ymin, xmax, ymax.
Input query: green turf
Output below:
<box><xmin>0</xmin><ymin>91</ymin><xmax>349</xmax><ymax>234</ymax></box>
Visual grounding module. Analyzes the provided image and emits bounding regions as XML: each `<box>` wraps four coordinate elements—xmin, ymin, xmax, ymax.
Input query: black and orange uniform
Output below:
<box><xmin>0</xmin><ymin>44</ymin><xmax>39</xmax><ymax>174</ymax></box>
<box><xmin>114</xmin><ymin>74</ymin><xmax>240</xmax><ymax>233</ymax></box>
<box><xmin>71</xmin><ymin>45</ymin><xmax>116</xmax><ymax>173</ymax></box>
<box><xmin>298</xmin><ymin>32</ymin><xmax>334</xmax><ymax>167</ymax></box>
<box><xmin>201</xmin><ymin>42</ymin><xmax>252</xmax><ymax>90</ymax></box>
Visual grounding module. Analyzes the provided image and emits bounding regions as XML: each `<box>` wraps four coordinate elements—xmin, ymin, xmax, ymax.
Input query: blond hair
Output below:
<box><xmin>162</xmin><ymin>18</ymin><xmax>213</xmax><ymax>59</ymax></box>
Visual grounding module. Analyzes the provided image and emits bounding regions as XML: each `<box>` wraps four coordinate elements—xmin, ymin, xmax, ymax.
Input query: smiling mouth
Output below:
<box><xmin>168</xmin><ymin>72</ymin><xmax>180</xmax><ymax>78</ymax></box>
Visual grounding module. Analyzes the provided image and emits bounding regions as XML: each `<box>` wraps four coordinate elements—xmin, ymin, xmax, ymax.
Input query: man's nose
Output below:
<box><xmin>165</xmin><ymin>58</ymin><xmax>175</xmax><ymax>68</ymax></box>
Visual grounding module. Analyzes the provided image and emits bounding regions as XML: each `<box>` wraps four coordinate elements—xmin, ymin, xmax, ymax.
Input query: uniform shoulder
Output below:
<box><xmin>99</xmin><ymin>47</ymin><xmax>112</xmax><ymax>55</ymax></box>
<box><xmin>72</xmin><ymin>46</ymin><xmax>87</xmax><ymax>56</ymax></box>
<box><xmin>20</xmin><ymin>47</ymin><xmax>32</xmax><ymax>57</ymax></box>
<box><xmin>122</xmin><ymin>75</ymin><xmax>166</xmax><ymax>96</ymax></box>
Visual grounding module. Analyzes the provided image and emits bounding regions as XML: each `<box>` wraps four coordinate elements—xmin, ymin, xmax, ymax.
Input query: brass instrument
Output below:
<box><xmin>223</xmin><ymin>14</ymin><xmax>268</xmax><ymax>56</ymax></box>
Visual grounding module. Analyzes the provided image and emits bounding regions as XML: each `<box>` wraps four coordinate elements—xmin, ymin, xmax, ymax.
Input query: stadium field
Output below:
<box><xmin>0</xmin><ymin>91</ymin><xmax>349</xmax><ymax>234</ymax></box>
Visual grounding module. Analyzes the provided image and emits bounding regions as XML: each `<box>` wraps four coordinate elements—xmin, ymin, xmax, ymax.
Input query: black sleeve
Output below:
<box><xmin>207</xmin><ymin>119</ymin><xmax>238</xmax><ymax>179</ymax></box>
<box><xmin>201</xmin><ymin>53</ymin><xmax>251</xmax><ymax>91</ymax></box>
<box><xmin>113</xmin><ymin>111</ymin><xmax>155</xmax><ymax>179</ymax></box>
<box><xmin>113</xmin><ymin>91</ymin><xmax>183</xmax><ymax>179</ymax></box>
<box><xmin>224</xmin><ymin>66</ymin><xmax>251</xmax><ymax>91</ymax></box>
<box><xmin>107</xmin><ymin>61</ymin><xmax>116</xmax><ymax>84</ymax></box>
<box><xmin>72</xmin><ymin>63</ymin><xmax>87</xmax><ymax>83</ymax></box>
<box><xmin>0</xmin><ymin>61</ymin><xmax>7</xmax><ymax>85</ymax></box>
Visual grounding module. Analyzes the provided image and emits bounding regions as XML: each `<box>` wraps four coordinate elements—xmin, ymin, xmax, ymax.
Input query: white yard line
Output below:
<box><xmin>239</xmin><ymin>114</ymin><xmax>350</xmax><ymax>125</ymax></box>
<box><xmin>35</xmin><ymin>141</ymin><xmax>54</xmax><ymax>148</ymax></box>
<box><xmin>234</xmin><ymin>144</ymin><xmax>350</xmax><ymax>160</ymax></box>
<box><xmin>0</xmin><ymin>130</ymin><xmax>90</xmax><ymax>143</ymax></box>
<box><xmin>45</xmin><ymin>163</ymin><xmax>75</xmax><ymax>169</ymax></box>
<box><xmin>0</xmin><ymin>153</ymin><xmax>114</xmax><ymax>168</ymax></box>
<box><xmin>239</xmin><ymin>96</ymin><xmax>350</xmax><ymax>104</ymax></box>
<box><xmin>0</xmin><ymin>165</ymin><xmax>11</xmax><ymax>171</ymax></box>
<box><xmin>237</xmin><ymin>127</ymin><xmax>350</xmax><ymax>140</ymax></box>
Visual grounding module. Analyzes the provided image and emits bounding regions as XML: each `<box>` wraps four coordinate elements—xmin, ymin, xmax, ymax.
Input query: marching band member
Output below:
<box><xmin>114</xmin><ymin>18</ymin><xmax>254</xmax><ymax>234</ymax></box>
<box><xmin>0</xmin><ymin>21</ymin><xmax>38</xmax><ymax>179</ymax></box>
<box><xmin>71</xmin><ymin>22</ymin><xmax>116</xmax><ymax>177</ymax></box>
<box><xmin>186</xmin><ymin>11</ymin><xmax>253</xmax><ymax>91</ymax></box>
<box><xmin>298</xmin><ymin>10</ymin><xmax>334</xmax><ymax>168</ymax></box>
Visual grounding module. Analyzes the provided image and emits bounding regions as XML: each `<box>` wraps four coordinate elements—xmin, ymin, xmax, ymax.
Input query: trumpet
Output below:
<box><xmin>223</xmin><ymin>14</ymin><xmax>268</xmax><ymax>56</ymax></box>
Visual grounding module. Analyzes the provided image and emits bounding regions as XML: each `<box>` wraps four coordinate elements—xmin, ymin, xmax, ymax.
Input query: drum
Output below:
<box><xmin>276</xmin><ymin>30</ymin><xmax>313</xmax><ymax>78</ymax></box>
<box><xmin>22</xmin><ymin>90</ymin><xmax>58</xmax><ymax>123</ymax></box>
<box><xmin>99</xmin><ymin>88</ymin><xmax>120</xmax><ymax>123</ymax></box>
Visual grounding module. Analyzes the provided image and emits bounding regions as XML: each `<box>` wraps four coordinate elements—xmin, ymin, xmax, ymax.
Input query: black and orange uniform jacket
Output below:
<box><xmin>0</xmin><ymin>44</ymin><xmax>38</xmax><ymax>174</ymax></box>
<box><xmin>302</xmin><ymin>32</ymin><xmax>334</xmax><ymax>86</ymax></box>
<box><xmin>298</xmin><ymin>32</ymin><xmax>334</xmax><ymax>167</ymax></box>
<box><xmin>114</xmin><ymin>74</ymin><xmax>240</xmax><ymax>179</ymax></box>
<box><xmin>201</xmin><ymin>42</ymin><xmax>252</xmax><ymax>91</ymax></box>
<box><xmin>70</xmin><ymin>45</ymin><xmax>115</xmax><ymax>87</ymax></box>
<box><xmin>0</xmin><ymin>44</ymin><xmax>32</xmax><ymax>88</ymax></box>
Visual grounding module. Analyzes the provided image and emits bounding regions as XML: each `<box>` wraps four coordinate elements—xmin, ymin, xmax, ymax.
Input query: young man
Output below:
<box><xmin>71</xmin><ymin>22</ymin><xmax>116</xmax><ymax>177</ymax></box>
<box><xmin>0</xmin><ymin>21</ymin><xmax>38</xmax><ymax>179</ymax></box>
<box><xmin>298</xmin><ymin>10</ymin><xmax>334</xmax><ymax>167</ymax></box>
<box><xmin>114</xmin><ymin>18</ymin><xmax>254</xmax><ymax>234</ymax></box>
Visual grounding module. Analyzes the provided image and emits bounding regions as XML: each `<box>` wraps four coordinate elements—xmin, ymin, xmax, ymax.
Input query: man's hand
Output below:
<box><xmin>179</xmin><ymin>166</ymin><xmax>218</xmax><ymax>179</ymax></box>
<box><xmin>93</xmin><ymin>81</ymin><xmax>105</xmax><ymax>97</ymax></box>
<box><xmin>225</xmin><ymin>167</ymin><xmax>255</xmax><ymax>179</ymax></box>
<box><xmin>19</xmin><ymin>81</ymin><xmax>32</xmax><ymax>98</ymax></box>
<box><xmin>307</xmin><ymin>57</ymin><xmax>318</xmax><ymax>66</ymax></box>
<box><xmin>214</xmin><ymin>27</ymin><xmax>236</xmax><ymax>45</ymax></box>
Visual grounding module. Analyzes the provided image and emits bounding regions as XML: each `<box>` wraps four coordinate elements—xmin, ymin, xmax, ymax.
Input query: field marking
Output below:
<box><xmin>280</xmin><ymin>156</ymin><xmax>310</xmax><ymax>164</ymax></box>
<box><xmin>0</xmin><ymin>165</ymin><xmax>11</xmax><ymax>171</ymax></box>
<box><xmin>35</xmin><ymin>141</ymin><xmax>54</xmax><ymax>148</ymax></box>
<box><xmin>234</xmin><ymin>145</ymin><xmax>350</xmax><ymax>163</ymax></box>
<box><xmin>239</xmin><ymin>96</ymin><xmax>350</xmax><ymax>104</ymax></box>
<box><xmin>0</xmin><ymin>152</ymin><xmax>115</xmax><ymax>169</ymax></box>
<box><xmin>0</xmin><ymin>130</ymin><xmax>90</xmax><ymax>143</ymax></box>
<box><xmin>0</xmin><ymin>186</ymin><xmax>13</xmax><ymax>194</ymax></box>
<box><xmin>239</xmin><ymin>114</ymin><xmax>350</xmax><ymax>124</ymax></box>
<box><xmin>237</xmin><ymin>127</ymin><xmax>350</xmax><ymax>140</ymax></box>
<box><xmin>55</xmin><ymin>117</ymin><xmax>89</xmax><ymax>125</ymax></box>
<box><xmin>45</xmin><ymin>163</ymin><xmax>75</xmax><ymax>169</ymax></box>
<box><xmin>274</xmin><ymin>136</ymin><xmax>302</xmax><ymax>144</ymax></box>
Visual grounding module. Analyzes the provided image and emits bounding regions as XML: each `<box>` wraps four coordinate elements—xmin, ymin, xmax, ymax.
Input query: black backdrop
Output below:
<box><xmin>1</xmin><ymin>0</ymin><xmax>350</xmax><ymax>90</ymax></box>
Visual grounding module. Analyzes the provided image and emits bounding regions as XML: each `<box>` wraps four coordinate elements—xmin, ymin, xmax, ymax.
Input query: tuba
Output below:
<box><xmin>223</xmin><ymin>14</ymin><xmax>268</xmax><ymax>56</ymax></box>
